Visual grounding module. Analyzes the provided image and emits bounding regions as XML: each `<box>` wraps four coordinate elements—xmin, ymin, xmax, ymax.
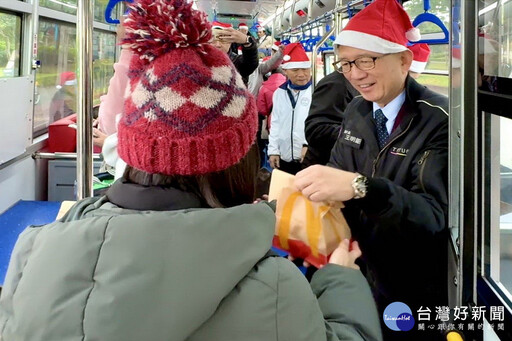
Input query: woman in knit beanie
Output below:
<box><xmin>0</xmin><ymin>1</ymin><xmax>382</xmax><ymax>340</ymax></box>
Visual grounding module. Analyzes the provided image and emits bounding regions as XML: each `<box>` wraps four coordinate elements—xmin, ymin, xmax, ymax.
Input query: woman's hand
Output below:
<box><xmin>328</xmin><ymin>239</ymin><xmax>362</xmax><ymax>270</ymax></box>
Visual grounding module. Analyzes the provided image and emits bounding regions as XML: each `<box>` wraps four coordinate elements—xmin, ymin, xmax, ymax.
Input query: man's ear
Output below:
<box><xmin>401</xmin><ymin>49</ymin><xmax>414</xmax><ymax>72</ymax></box>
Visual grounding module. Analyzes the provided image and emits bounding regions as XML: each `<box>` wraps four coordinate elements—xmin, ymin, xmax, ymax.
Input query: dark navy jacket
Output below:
<box><xmin>304</xmin><ymin>71</ymin><xmax>359</xmax><ymax>166</ymax></box>
<box><xmin>329</xmin><ymin>76</ymin><xmax>449</xmax><ymax>317</ymax></box>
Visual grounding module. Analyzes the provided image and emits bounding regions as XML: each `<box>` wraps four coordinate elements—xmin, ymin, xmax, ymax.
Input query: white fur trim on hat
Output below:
<box><xmin>409</xmin><ymin>60</ymin><xmax>427</xmax><ymax>73</ymax></box>
<box><xmin>281</xmin><ymin>61</ymin><xmax>311</xmax><ymax>69</ymax></box>
<box><xmin>334</xmin><ymin>30</ymin><xmax>408</xmax><ymax>54</ymax></box>
<box><xmin>283</xmin><ymin>55</ymin><xmax>291</xmax><ymax>61</ymax></box>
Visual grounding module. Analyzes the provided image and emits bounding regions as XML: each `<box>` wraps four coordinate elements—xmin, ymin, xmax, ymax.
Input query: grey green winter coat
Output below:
<box><xmin>0</xmin><ymin>187</ymin><xmax>382</xmax><ymax>341</ymax></box>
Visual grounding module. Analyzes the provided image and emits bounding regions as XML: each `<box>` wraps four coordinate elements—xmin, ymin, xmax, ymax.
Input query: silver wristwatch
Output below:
<box><xmin>351</xmin><ymin>173</ymin><xmax>368</xmax><ymax>199</ymax></box>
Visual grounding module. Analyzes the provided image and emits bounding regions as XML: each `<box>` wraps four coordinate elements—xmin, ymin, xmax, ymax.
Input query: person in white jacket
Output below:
<box><xmin>268</xmin><ymin>42</ymin><xmax>312</xmax><ymax>175</ymax></box>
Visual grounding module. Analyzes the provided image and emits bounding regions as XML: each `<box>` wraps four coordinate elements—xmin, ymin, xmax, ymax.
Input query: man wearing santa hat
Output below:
<box><xmin>408</xmin><ymin>43</ymin><xmax>431</xmax><ymax>79</ymax></box>
<box><xmin>295</xmin><ymin>0</ymin><xmax>449</xmax><ymax>339</ymax></box>
<box><xmin>49</xmin><ymin>71</ymin><xmax>77</xmax><ymax>123</ymax></box>
<box><xmin>268</xmin><ymin>42</ymin><xmax>311</xmax><ymax>175</ymax></box>
<box><xmin>211</xmin><ymin>21</ymin><xmax>258</xmax><ymax>84</ymax></box>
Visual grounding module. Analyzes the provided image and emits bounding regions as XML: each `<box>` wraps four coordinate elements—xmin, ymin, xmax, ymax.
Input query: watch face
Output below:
<box><xmin>352</xmin><ymin>175</ymin><xmax>368</xmax><ymax>199</ymax></box>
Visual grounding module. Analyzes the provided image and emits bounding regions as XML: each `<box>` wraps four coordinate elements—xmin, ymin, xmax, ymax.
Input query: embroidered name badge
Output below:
<box><xmin>340</xmin><ymin>129</ymin><xmax>363</xmax><ymax>149</ymax></box>
<box><xmin>300</xmin><ymin>97</ymin><xmax>311</xmax><ymax>106</ymax></box>
<box><xmin>390</xmin><ymin>147</ymin><xmax>409</xmax><ymax>157</ymax></box>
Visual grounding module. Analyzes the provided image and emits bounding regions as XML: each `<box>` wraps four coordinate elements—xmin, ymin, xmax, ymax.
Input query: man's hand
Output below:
<box><xmin>269</xmin><ymin>155</ymin><xmax>280</xmax><ymax>169</ymax></box>
<box><xmin>216</xmin><ymin>28</ymin><xmax>250</xmax><ymax>45</ymax></box>
<box><xmin>329</xmin><ymin>239</ymin><xmax>362</xmax><ymax>270</ymax></box>
<box><xmin>295</xmin><ymin>164</ymin><xmax>358</xmax><ymax>202</ymax></box>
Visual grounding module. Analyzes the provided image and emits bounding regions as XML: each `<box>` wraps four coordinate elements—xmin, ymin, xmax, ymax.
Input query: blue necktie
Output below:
<box><xmin>374</xmin><ymin>109</ymin><xmax>389</xmax><ymax>149</ymax></box>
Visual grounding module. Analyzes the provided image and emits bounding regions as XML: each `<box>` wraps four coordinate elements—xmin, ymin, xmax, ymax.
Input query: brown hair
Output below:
<box><xmin>123</xmin><ymin>144</ymin><xmax>260</xmax><ymax>208</ymax></box>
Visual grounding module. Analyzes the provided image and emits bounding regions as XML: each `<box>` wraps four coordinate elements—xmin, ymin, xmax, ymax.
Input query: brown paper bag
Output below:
<box><xmin>269</xmin><ymin>169</ymin><xmax>351</xmax><ymax>268</ymax></box>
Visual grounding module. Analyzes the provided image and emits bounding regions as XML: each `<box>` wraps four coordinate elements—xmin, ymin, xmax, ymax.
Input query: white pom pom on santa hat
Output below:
<box><xmin>406</xmin><ymin>27</ymin><xmax>421</xmax><ymax>42</ymax></box>
<box><xmin>334</xmin><ymin>0</ymin><xmax>421</xmax><ymax>54</ymax></box>
<box><xmin>283</xmin><ymin>55</ymin><xmax>291</xmax><ymax>61</ymax></box>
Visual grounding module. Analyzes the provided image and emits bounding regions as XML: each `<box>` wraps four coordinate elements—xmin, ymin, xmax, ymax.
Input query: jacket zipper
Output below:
<box><xmin>372</xmin><ymin>118</ymin><xmax>415</xmax><ymax>177</ymax></box>
<box><xmin>290</xmin><ymin>91</ymin><xmax>299</xmax><ymax>161</ymax></box>
<box><xmin>418</xmin><ymin>150</ymin><xmax>431</xmax><ymax>193</ymax></box>
<box><xmin>290</xmin><ymin>108</ymin><xmax>295</xmax><ymax>161</ymax></box>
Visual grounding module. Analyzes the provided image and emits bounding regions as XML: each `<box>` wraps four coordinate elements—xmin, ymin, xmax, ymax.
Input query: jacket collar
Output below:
<box><xmin>106</xmin><ymin>179</ymin><xmax>205</xmax><ymax>211</ymax></box>
<box><xmin>346</xmin><ymin>76</ymin><xmax>423</xmax><ymax>152</ymax></box>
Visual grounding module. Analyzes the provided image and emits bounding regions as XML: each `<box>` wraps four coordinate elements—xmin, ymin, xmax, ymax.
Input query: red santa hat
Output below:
<box><xmin>409</xmin><ymin>43</ymin><xmax>431</xmax><ymax>73</ymax></box>
<box><xmin>271</xmin><ymin>41</ymin><xmax>281</xmax><ymax>51</ymax></box>
<box><xmin>257</xmin><ymin>26</ymin><xmax>265</xmax><ymax>32</ymax></box>
<box><xmin>238</xmin><ymin>23</ymin><xmax>248</xmax><ymax>30</ymax></box>
<box><xmin>212</xmin><ymin>21</ymin><xmax>232</xmax><ymax>30</ymax></box>
<box><xmin>281</xmin><ymin>42</ymin><xmax>311</xmax><ymax>69</ymax></box>
<box><xmin>334</xmin><ymin>0</ymin><xmax>420</xmax><ymax>54</ymax></box>
<box><xmin>56</xmin><ymin>71</ymin><xmax>76</xmax><ymax>89</ymax></box>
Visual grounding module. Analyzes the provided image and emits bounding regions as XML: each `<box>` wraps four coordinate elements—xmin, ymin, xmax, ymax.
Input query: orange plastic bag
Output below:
<box><xmin>268</xmin><ymin>169</ymin><xmax>351</xmax><ymax>268</ymax></box>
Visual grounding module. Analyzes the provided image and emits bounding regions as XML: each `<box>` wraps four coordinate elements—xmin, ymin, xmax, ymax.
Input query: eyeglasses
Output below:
<box><xmin>332</xmin><ymin>55</ymin><xmax>389</xmax><ymax>74</ymax></box>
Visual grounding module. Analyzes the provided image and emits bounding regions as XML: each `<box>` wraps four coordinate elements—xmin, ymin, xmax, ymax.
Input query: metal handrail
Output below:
<box><xmin>33</xmin><ymin>152</ymin><xmax>102</xmax><ymax>160</ymax></box>
<box><xmin>311</xmin><ymin>24</ymin><xmax>336</xmax><ymax>88</ymax></box>
<box><xmin>279</xmin><ymin>0</ymin><xmax>365</xmax><ymax>36</ymax></box>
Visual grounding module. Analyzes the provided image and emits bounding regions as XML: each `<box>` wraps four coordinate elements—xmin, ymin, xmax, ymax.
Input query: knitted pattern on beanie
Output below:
<box><xmin>119</xmin><ymin>0</ymin><xmax>258</xmax><ymax>176</ymax></box>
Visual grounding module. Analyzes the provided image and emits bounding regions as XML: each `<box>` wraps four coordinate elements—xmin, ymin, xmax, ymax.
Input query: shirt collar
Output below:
<box><xmin>372</xmin><ymin>90</ymin><xmax>406</xmax><ymax>122</ymax></box>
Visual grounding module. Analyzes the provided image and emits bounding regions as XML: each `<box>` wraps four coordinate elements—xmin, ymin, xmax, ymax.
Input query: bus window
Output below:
<box><xmin>34</xmin><ymin>19</ymin><xmax>77</xmax><ymax>134</ymax></box>
<box><xmin>403</xmin><ymin>0</ymin><xmax>450</xmax><ymax>96</ymax></box>
<box><xmin>92</xmin><ymin>30</ymin><xmax>116</xmax><ymax>106</ymax></box>
<box><xmin>415</xmin><ymin>44</ymin><xmax>450</xmax><ymax>96</ymax></box>
<box><xmin>33</xmin><ymin>19</ymin><xmax>115</xmax><ymax>136</ymax></box>
<box><xmin>94</xmin><ymin>0</ymin><xmax>117</xmax><ymax>24</ymax></box>
<box><xmin>0</xmin><ymin>12</ymin><xmax>21</xmax><ymax>78</ymax></box>
<box><xmin>39</xmin><ymin>0</ymin><xmax>77</xmax><ymax>15</ymax></box>
<box><xmin>485</xmin><ymin>114</ymin><xmax>512</xmax><ymax>302</ymax></box>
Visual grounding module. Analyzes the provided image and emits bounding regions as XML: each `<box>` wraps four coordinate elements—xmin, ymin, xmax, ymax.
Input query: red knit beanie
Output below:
<box><xmin>119</xmin><ymin>0</ymin><xmax>258</xmax><ymax>176</ymax></box>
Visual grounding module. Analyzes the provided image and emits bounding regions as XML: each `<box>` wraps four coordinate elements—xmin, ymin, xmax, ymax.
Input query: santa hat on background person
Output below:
<box><xmin>212</xmin><ymin>21</ymin><xmax>232</xmax><ymax>30</ymax></box>
<box><xmin>238</xmin><ymin>23</ymin><xmax>248</xmax><ymax>30</ymax></box>
<box><xmin>409</xmin><ymin>43</ymin><xmax>431</xmax><ymax>73</ymax></box>
<box><xmin>281</xmin><ymin>43</ymin><xmax>311</xmax><ymax>69</ymax></box>
<box><xmin>120</xmin><ymin>0</ymin><xmax>257</xmax><ymax>176</ymax></box>
<box><xmin>334</xmin><ymin>0</ymin><xmax>420</xmax><ymax>54</ymax></box>
<box><xmin>271</xmin><ymin>41</ymin><xmax>281</xmax><ymax>51</ymax></box>
<box><xmin>56</xmin><ymin>71</ymin><xmax>76</xmax><ymax>89</ymax></box>
<box><xmin>257</xmin><ymin>26</ymin><xmax>265</xmax><ymax>32</ymax></box>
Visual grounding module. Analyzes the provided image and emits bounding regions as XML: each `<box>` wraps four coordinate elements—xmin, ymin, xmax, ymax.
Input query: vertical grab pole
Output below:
<box><xmin>312</xmin><ymin>24</ymin><xmax>335</xmax><ymax>87</ymax></box>
<box><xmin>76</xmin><ymin>0</ymin><xmax>94</xmax><ymax>199</ymax></box>
<box><xmin>334</xmin><ymin>0</ymin><xmax>343</xmax><ymax>38</ymax></box>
